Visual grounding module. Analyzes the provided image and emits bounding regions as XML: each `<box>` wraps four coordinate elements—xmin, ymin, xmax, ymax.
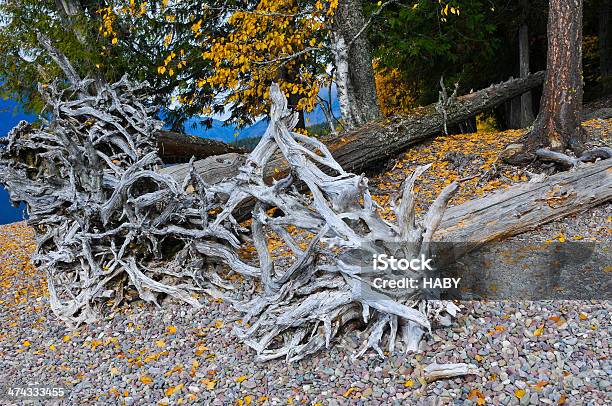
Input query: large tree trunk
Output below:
<box><xmin>526</xmin><ymin>0</ymin><xmax>584</xmax><ymax>153</ymax></box>
<box><xmin>600</xmin><ymin>0</ymin><xmax>612</xmax><ymax>90</ymax></box>
<box><xmin>165</xmin><ymin>72</ymin><xmax>545</xmax><ymax>184</ymax></box>
<box><xmin>331</xmin><ymin>0</ymin><xmax>381</xmax><ymax>129</ymax></box>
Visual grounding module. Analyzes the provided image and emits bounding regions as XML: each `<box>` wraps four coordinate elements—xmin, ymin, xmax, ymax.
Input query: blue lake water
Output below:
<box><xmin>1</xmin><ymin>99</ymin><xmax>35</xmax><ymax>225</ymax></box>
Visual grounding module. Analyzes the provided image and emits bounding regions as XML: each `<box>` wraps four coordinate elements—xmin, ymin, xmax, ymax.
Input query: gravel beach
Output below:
<box><xmin>0</xmin><ymin>205</ymin><xmax>609</xmax><ymax>405</ymax></box>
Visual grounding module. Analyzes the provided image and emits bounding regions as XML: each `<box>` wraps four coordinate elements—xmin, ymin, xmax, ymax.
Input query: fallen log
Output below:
<box><xmin>157</xmin><ymin>130</ymin><xmax>245</xmax><ymax>164</ymax></box>
<box><xmin>163</xmin><ymin>71</ymin><xmax>545</xmax><ymax>182</ymax></box>
<box><xmin>436</xmin><ymin>158</ymin><xmax>612</xmax><ymax>250</ymax></box>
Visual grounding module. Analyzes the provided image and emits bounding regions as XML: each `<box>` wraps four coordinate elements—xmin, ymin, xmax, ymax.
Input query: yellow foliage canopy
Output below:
<box><xmin>200</xmin><ymin>0</ymin><xmax>338</xmax><ymax>123</ymax></box>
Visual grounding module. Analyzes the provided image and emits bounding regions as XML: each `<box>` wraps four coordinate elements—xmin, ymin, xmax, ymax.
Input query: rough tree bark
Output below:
<box><xmin>524</xmin><ymin>0</ymin><xmax>585</xmax><ymax>155</ymax></box>
<box><xmin>331</xmin><ymin>0</ymin><xmax>381</xmax><ymax>128</ymax></box>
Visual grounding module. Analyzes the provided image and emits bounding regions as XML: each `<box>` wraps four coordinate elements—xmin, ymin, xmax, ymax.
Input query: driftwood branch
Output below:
<box><xmin>536</xmin><ymin>146</ymin><xmax>612</xmax><ymax>169</ymax></box>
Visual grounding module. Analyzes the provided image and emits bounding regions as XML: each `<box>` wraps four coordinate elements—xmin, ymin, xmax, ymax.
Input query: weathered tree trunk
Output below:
<box><xmin>437</xmin><ymin>158</ymin><xmax>612</xmax><ymax>248</ymax></box>
<box><xmin>331</xmin><ymin>0</ymin><xmax>381</xmax><ymax>128</ymax></box>
<box><xmin>165</xmin><ymin>72</ymin><xmax>545</xmax><ymax>184</ymax></box>
<box><xmin>517</xmin><ymin>16</ymin><xmax>535</xmax><ymax>126</ymax></box>
<box><xmin>157</xmin><ymin>131</ymin><xmax>244</xmax><ymax>164</ymax></box>
<box><xmin>526</xmin><ymin>0</ymin><xmax>585</xmax><ymax>153</ymax></box>
<box><xmin>600</xmin><ymin>0</ymin><xmax>612</xmax><ymax>90</ymax></box>
<box><xmin>507</xmin><ymin>1</ymin><xmax>535</xmax><ymax>129</ymax></box>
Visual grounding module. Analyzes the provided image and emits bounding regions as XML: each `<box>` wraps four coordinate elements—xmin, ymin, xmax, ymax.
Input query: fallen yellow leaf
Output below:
<box><xmin>534</xmin><ymin>325</ymin><xmax>544</xmax><ymax>337</ymax></box>
<box><xmin>165</xmin><ymin>384</ymin><xmax>183</xmax><ymax>396</ymax></box>
<box><xmin>195</xmin><ymin>344</ymin><xmax>209</xmax><ymax>356</ymax></box>
<box><xmin>343</xmin><ymin>387</ymin><xmax>355</xmax><ymax>397</ymax></box>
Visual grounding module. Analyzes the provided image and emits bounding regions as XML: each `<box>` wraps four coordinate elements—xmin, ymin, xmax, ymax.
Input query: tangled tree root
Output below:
<box><xmin>0</xmin><ymin>46</ymin><xmax>463</xmax><ymax>361</ymax></box>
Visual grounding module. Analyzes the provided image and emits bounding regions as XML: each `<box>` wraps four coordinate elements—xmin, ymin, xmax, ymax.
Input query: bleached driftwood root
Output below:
<box><xmin>201</xmin><ymin>85</ymin><xmax>462</xmax><ymax>362</ymax></box>
<box><xmin>0</xmin><ymin>49</ymin><xmax>247</xmax><ymax>325</ymax></box>
<box><xmin>0</xmin><ymin>44</ymin><xmax>462</xmax><ymax>360</ymax></box>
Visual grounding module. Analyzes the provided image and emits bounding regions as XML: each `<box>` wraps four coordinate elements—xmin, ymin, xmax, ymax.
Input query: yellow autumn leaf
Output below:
<box><xmin>514</xmin><ymin>389</ymin><xmax>526</xmax><ymax>399</ymax></box>
<box><xmin>165</xmin><ymin>384</ymin><xmax>183</xmax><ymax>396</ymax></box>
<box><xmin>579</xmin><ymin>313</ymin><xmax>588</xmax><ymax>320</ymax></box>
<box><xmin>49</xmin><ymin>344</ymin><xmax>56</xmax><ymax>351</ymax></box>
<box><xmin>167</xmin><ymin>325</ymin><xmax>177</xmax><ymax>334</ymax></box>
<box><xmin>534</xmin><ymin>326</ymin><xmax>544</xmax><ymax>337</ymax></box>
<box><xmin>155</xmin><ymin>339</ymin><xmax>166</xmax><ymax>348</ymax></box>
<box><xmin>404</xmin><ymin>379</ymin><xmax>414</xmax><ymax>387</ymax></box>
<box><xmin>140</xmin><ymin>375</ymin><xmax>153</xmax><ymax>385</ymax></box>
<box><xmin>23</xmin><ymin>340</ymin><xmax>31</xmax><ymax>347</ymax></box>
<box><xmin>110</xmin><ymin>367</ymin><xmax>120</xmax><ymax>375</ymax></box>
<box><xmin>532</xmin><ymin>380</ymin><xmax>549</xmax><ymax>391</ymax></box>
<box><xmin>195</xmin><ymin>344</ymin><xmax>209</xmax><ymax>356</ymax></box>
<box><xmin>244</xmin><ymin>395</ymin><xmax>253</xmax><ymax>405</ymax></box>
<box><xmin>201</xmin><ymin>379</ymin><xmax>216</xmax><ymax>390</ymax></box>
<box><xmin>235</xmin><ymin>375</ymin><xmax>247</xmax><ymax>383</ymax></box>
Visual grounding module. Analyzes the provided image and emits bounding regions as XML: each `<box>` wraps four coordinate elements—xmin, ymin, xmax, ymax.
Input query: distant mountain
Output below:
<box><xmin>179</xmin><ymin>85</ymin><xmax>341</xmax><ymax>141</ymax></box>
<box><xmin>0</xmin><ymin>98</ymin><xmax>35</xmax><ymax>225</ymax></box>
<box><xmin>0</xmin><ymin>98</ymin><xmax>35</xmax><ymax>136</ymax></box>
<box><xmin>180</xmin><ymin>116</ymin><xmax>269</xmax><ymax>144</ymax></box>
<box><xmin>305</xmin><ymin>84</ymin><xmax>341</xmax><ymax>127</ymax></box>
